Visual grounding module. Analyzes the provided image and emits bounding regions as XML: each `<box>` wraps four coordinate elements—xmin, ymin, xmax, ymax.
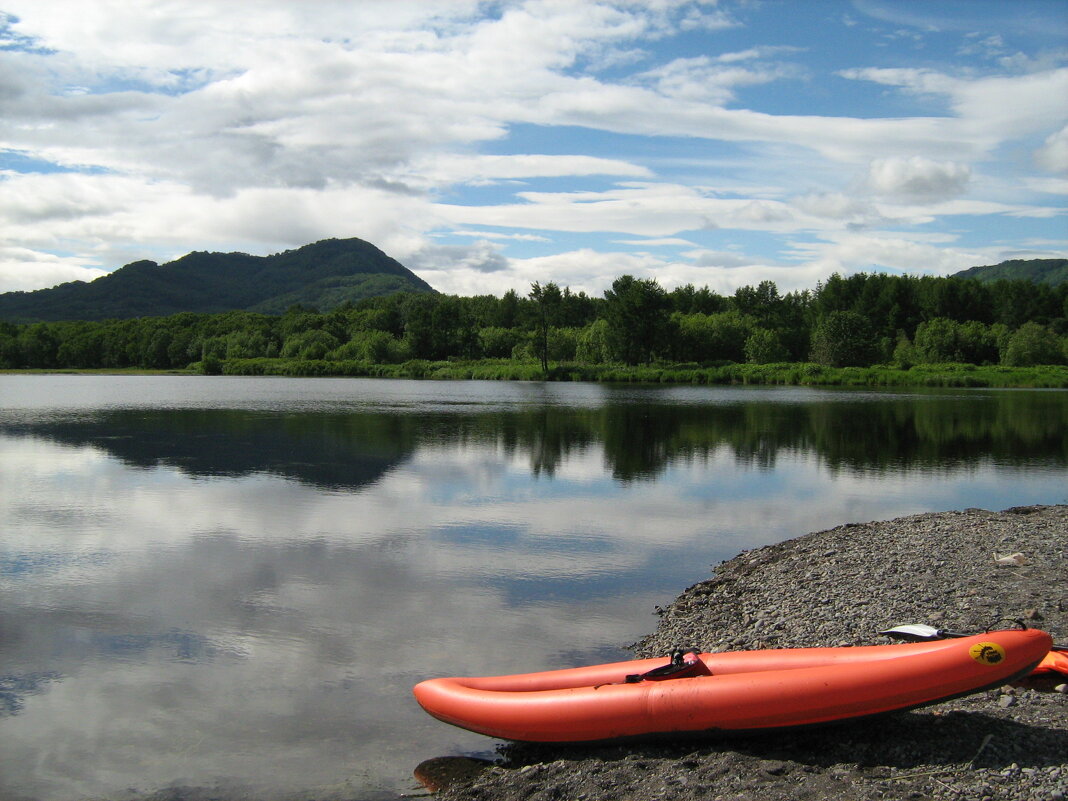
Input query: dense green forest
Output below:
<box><xmin>3</xmin><ymin>271</ymin><xmax>1067</xmax><ymax>385</ymax></box>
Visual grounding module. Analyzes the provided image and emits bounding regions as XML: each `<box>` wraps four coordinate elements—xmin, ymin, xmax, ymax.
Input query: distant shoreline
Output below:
<box><xmin>1</xmin><ymin>368</ymin><xmax>195</xmax><ymax>376</ymax></box>
<box><xmin>4</xmin><ymin>360</ymin><xmax>1068</xmax><ymax>389</ymax></box>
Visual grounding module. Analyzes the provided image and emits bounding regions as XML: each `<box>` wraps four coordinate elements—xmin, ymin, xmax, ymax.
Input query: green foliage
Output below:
<box><xmin>281</xmin><ymin>329</ymin><xmax>341</xmax><ymax>360</ymax></box>
<box><xmin>4</xmin><ymin>262</ymin><xmax>1067</xmax><ymax>383</ymax></box>
<box><xmin>549</xmin><ymin>327</ymin><xmax>578</xmax><ymax>362</ymax></box>
<box><xmin>810</xmin><ymin>311</ymin><xmax>878</xmax><ymax>367</ymax></box>
<box><xmin>200</xmin><ymin>353</ymin><xmax>223</xmax><ymax>375</ymax></box>
<box><xmin>225</xmin><ymin>330</ymin><xmax>272</xmax><ymax>360</ymax></box>
<box><xmin>914</xmin><ymin>318</ymin><xmax>963</xmax><ymax>363</ymax></box>
<box><xmin>733</xmin><ymin>281</ymin><xmax>781</xmax><ymax>326</ymax></box>
<box><xmin>913</xmin><ymin>318</ymin><xmax>999</xmax><ymax>365</ymax></box>
<box><xmin>745</xmin><ymin>328</ymin><xmax>789</xmax><ymax>364</ymax></box>
<box><xmin>603</xmin><ymin>275</ymin><xmax>672</xmax><ymax>365</ymax></box>
<box><xmin>952</xmin><ymin>258</ymin><xmax>1068</xmax><ymax>286</ymax></box>
<box><xmin>673</xmin><ymin>311</ymin><xmax>757</xmax><ymax>362</ymax></box>
<box><xmin>249</xmin><ymin>273</ymin><xmax>425</xmax><ymax>315</ymax></box>
<box><xmin>478</xmin><ymin>326</ymin><xmax>523</xmax><ymax>359</ymax></box>
<box><xmin>1002</xmin><ymin>322</ymin><xmax>1065</xmax><ymax>367</ymax></box>
<box><xmin>0</xmin><ymin>330</ymin><xmax>18</xmax><ymax>368</ymax></box>
<box><xmin>892</xmin><ymin>334</ymin><xmax>918</xmax><ymax>369</ymax></box>
<box><xmin>576</xmin><ymin>319</ymin><xmax>612</xmax><ymax>364</ymax></box>
<box><xmin>529</xmin><ymin>281</ymin><xmax>563</xmax><ymax>371</ymax></box>
<box><xmin>396</xmin><ymin>294</ymin><xmax>477</xmax><ymax>360</ymax></box>
<box><xmin>328</xmin><ymin>330</ymin><xmax>402</xmax><ymax>363</ymax></box>
<box><xmin>669</xmin><ymin>283</ymin><xmax>727</xmax><ymax>315</ymax></box>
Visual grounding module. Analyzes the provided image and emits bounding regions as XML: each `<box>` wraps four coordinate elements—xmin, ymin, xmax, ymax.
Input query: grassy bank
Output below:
<box><xmin>6</xmin><ymin>360</ymin><xmax>1067</xmax><ymax>388</ymax></box>
<box><xmin>208</xmin><ymin>358</ymin><xmax>1068</xmax><ymax>388</ymax></box>
<box><xmin>0</xmin><ymin>367</ymin><xmax>197</xmax><ymax>375</ymax></box>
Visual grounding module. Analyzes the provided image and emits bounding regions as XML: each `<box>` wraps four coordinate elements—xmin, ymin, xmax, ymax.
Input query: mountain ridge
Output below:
<box><xmin>0</xmin><ymin>238</ymin><xmax>435</xmax><ymax>322</ymax></box>
<box><xmin>950</xmin><ymin>258</ymin><xmax>1067</xmax><ymax>286</ymax></box>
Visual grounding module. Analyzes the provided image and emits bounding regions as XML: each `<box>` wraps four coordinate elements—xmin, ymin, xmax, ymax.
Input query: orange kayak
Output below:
<box><xmin>1033</xmin><ymin>649</ymin><xmax>1068</xmax><ymax>677</ymax></box>
<box><xmin>1014</xmin><ymin>648</ymin><xmax>1068</xmax><ymax>690</ymax></box>
<box><xmin>413</xmin><ymin>629</ymin><xmax>1051</xmax><ymax>742</ymax></box>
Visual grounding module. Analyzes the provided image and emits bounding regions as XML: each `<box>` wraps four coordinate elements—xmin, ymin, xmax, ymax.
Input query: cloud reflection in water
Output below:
<box><xmin>0</xmin><ymin>378</ymin><xmax>1065</xmax><ymax>799</ymax></box>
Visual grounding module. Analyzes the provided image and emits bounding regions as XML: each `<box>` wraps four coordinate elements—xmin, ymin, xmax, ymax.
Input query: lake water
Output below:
<box><xmin>1</xmin><ymin>375</ymin><xmax>1065</xmax><ymax>800</ymax></box>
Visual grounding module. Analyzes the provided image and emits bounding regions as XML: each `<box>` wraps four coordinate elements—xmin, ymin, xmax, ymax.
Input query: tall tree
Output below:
<box><xmin>529</xmin><ymin>281</ymin><xmax>563</xmax><ymax>371</ymax></box>
<box><xmin>733</xmin><ymin>280</ymin><xmax>780</xmax><ymax>327</ymax></box>
<box><xmin>603</xmin><ymin>275</ymin><xmax>672</xmax><ymax>365</ymax></box>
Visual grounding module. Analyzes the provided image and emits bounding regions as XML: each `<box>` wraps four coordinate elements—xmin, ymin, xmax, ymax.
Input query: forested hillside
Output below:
<box><xmin>2</xmin><ymin>271</ymin><xmax>1066</xmax><ymax>375</ymax></box>
<box><xmin>952</xmin><ymin>258</ymin><xmax>1068</xmax><ymax>286</ymax></box>
<box><xmin>0</xmin><ymin>238</ymin><xmax>434</xmax><ymax>322</ymax></box>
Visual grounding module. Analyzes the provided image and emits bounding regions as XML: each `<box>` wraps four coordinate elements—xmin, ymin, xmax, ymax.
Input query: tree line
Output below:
<box><xmin>2</xmin><ymin>272</ymin><xmax>1067</xmax><ymax>372</ymax></box>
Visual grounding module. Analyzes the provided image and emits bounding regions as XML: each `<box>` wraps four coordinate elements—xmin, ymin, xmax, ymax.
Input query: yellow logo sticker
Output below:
<box><xmin>969</xmin><ymin>642</ymin><xmax>1006</xmax><ymax>666</ymax></box>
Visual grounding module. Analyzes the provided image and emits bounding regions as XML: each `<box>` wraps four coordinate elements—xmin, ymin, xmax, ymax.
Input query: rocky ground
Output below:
<box><xmin>432</xmin><ymin>505</ymin><xmax>1068</xmax><ymax>801</ymax></box>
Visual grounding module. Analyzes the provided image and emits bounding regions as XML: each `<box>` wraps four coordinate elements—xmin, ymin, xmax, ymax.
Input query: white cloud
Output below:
<box><xmin>614</xmin><ymin>237</ymin><xmax>699</xmax><ymax>247</ymax></box>
<box><xmin>421</xmin><ymin>244</ymin><xmax>829</xmax><ymax>299</ymax></box>
<box><xmin>405</xmin><ymin>240</ymin><xmax>510</xmax><ymax>280</ymax></box>
<box><xmin>839</xmin><ymin>66</ymin><xmax>1068</xmax><ymax>145</ymax></box>
<box><xmin>0</xmin><ymin>247</ymin><xmax>107</xmax><ymax>291</ymax></box>
<box><xmin>957</xmin><ymin>34</ymin><xmax>1006</xmax><ymax>59</ymax></box>
<box><xmin>676</xmin><ymin>5</ymin><xmax>738</xmax><ymax>33</ymax></box>
<box><xmin>637</xmin><ymin>55</ymin><xmax>797</xmax><ymax>105</ymax></box>
<box><xmin>731</xmin><ymin>199</ymin><xmax>795</xmax><ymax>225</ymax></box>
<box><xmin>792</xmin><ymin>192</ymin><xmax>879</xmax><ymax>222</ymax></box>
<box><xmin>714</xmin><ymin>45</ymin><xmax>804</xmax><ymax>64</ymax></box>
<box><xmin>1035</xmin><ymin>124</ymin><xmax>1068</xmax><ymax>173</ymax></box>
<box><xmin>406</xmin><ymin>153</ymin><xmax>652</xmax><ymax>188</ymax></box>
<box><xmin>685</xmin><ymin>248</ymin><xmax>757</xmax><ymax>268</ymax></box>
<box><xmin>426</xmin><ymin>247</ymin><xmax>674</xmax><ymax>297</ymax></box>
<box><xmin>0</xmin><ymin>1</ymin><xmax>1064</xmax><ymax>297</ymax></box>
<box><xmin>437</xmin><ymin>182</ymin><xmax>821</xmax><ymax>239</ymax></box>
<box><xmin>785</xmin><ymin>231</ymin><xmax>987</xmax><ymax>278</ymax></box>
<box><xmin>448</xmin><ymin>229</ymin><xmax>552</xmax><ymax>242</ymax></box>
<box><xmin>926</xmin><ymin>198</ymin><xmax>1064</xmax><ymax>219</ymax></box>
<box><xmin>674</xmin><ymin>254</ymin><xmax>826</xmax><ymax>294</ymax></box>
<box><xmin>950</xmin><ymin>67</ymin><xmax>1068</xmax><ymax>139</ymax></box>
<box><xmin>866</xmin><ymin>156</ymin><xmax>971</xmax><ymax>200</ymax></box>
<box><xmin>1025</xmin><ymin>176</ymin><xmax>1068</xmax><ymax>195</ymax></box>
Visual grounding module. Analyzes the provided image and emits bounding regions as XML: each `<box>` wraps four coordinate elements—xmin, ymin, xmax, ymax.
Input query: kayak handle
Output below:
<box><xmin>625</xmin><ymin>648</ymin><xmax>703</xmax><ymax>683</ymax></box>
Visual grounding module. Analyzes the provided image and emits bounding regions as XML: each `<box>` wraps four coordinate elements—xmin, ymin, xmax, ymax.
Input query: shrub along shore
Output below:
<box><xmin>6</xmin><ymin>359</ymin><xmax>1068</xmax><ymax>388</ymax></box>
<box><xmin>215</xmin><ymin>358</ymin><xmax>1068</xmax><ymax>388</ymax></box>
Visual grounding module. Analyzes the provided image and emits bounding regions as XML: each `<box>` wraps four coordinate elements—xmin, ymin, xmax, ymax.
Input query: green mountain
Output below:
<box><xmin>0</xmin><ymin>238</ymin><xmax>435</xmax><ymax>322</ymax></box>
<box><xmin>952</xmin><ymin>258</ymin><xmax>1068</xmax><ymax>286</ymax></box>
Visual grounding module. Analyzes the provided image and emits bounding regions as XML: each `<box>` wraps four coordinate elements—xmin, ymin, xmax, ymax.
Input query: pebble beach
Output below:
<box><xmin>435</xmin><ymin>505</ymin><xmax>1068</xmax><ymax>801</ymax></box>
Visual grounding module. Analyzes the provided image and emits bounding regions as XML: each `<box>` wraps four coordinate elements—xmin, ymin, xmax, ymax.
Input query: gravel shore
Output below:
<box><xmin>436</xmin><ymin>505</ymin><xmax>1068</xmax><ymax>801</ymax></box>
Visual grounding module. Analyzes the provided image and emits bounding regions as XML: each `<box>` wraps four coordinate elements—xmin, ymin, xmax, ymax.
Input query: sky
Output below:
<box><xmin>1</xmin><ymin>0</ymin><xmax>1066</xmax><ymax>300</ymax></box>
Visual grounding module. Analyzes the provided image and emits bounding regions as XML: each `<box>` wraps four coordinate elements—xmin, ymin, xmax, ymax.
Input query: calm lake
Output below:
<box><xmin>1</xmin><ymin>375</ymin><xmax>1066</xmax><ymax>800</ymax></box>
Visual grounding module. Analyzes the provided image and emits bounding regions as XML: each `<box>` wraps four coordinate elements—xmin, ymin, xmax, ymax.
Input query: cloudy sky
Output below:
<box><xmin>1</xmin><ymin>0</ymin><xmax>1066</xmax><ymax>299</ymax></box>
